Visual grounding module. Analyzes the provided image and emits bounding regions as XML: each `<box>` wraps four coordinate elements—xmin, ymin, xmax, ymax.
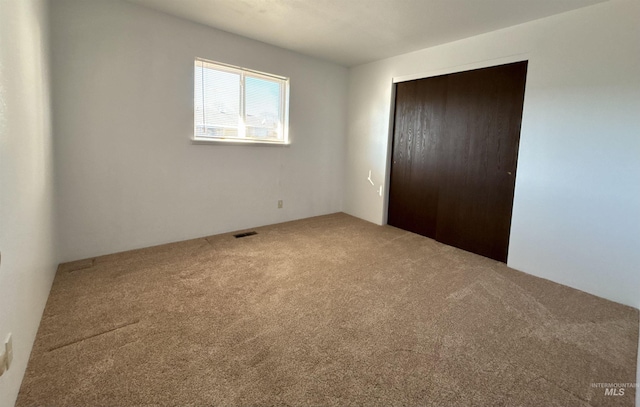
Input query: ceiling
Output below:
<box><xmin>127</xmin><ymin>0</ymin><xmax>606</xmax><ymax>66</ymax></box>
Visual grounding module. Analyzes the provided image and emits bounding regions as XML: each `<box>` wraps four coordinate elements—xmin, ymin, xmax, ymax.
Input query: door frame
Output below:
<box><xmin>382</xmin><ymin>53</ymin><xmax>531</xmax><ymax>228</ymax></box>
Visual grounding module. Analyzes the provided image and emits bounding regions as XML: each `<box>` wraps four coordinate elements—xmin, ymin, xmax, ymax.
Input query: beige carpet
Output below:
<box><xmin>17</xmin><ymin>213</ymin><xmax>638</xmax><ymax>406</ymax></box>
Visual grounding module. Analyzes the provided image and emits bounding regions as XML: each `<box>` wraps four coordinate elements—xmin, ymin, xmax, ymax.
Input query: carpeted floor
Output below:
<box><xmin>17</xmin><ymin>213</ymin><xmax>638</xmax><ymax>406</ymax></box>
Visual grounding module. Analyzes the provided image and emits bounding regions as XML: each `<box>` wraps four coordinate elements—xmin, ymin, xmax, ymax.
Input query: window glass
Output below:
<box><xmin>194</xmin><ymin>59</ymin><xmax>289</xmax><ymax>144</ymax></box>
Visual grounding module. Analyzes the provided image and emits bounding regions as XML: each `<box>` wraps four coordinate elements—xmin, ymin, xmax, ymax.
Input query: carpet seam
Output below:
<box><xmin>47</xmin><ymin>319</ymin><xmax>141</xmax><ymax>352</ymax></box>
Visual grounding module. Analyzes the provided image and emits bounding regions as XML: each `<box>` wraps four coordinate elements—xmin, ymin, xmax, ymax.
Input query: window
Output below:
<box><xmin>194</xmin><ymin>58</ymin><xmax>289</xmax><ymax>144</ymax></box>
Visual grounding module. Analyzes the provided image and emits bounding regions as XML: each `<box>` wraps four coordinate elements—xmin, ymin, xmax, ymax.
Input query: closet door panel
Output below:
<box><xmin>435</xmin><ymin>62</ymin><xmax>527</xmax><ymax>262</ymax></box>
<box><xmin>388</xmin><ymin>77</ymin><xmax>448</xmax><ymax>238</ymax></box>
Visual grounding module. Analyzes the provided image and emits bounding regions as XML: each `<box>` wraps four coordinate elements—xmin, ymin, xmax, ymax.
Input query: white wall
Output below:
<box><xmin>345</xmin><ymin>0</ymin><xmax>640</xmax><ymax>309</ymax></box>
<box><xmin>51</xmin><ymin>0</ymin><xmax>348</xmax><ymax>262</ymax></box>
<box><xmin>0</xmin><ymin>0</ymin><xmax>58</xmax><ymax>405</ymax></box>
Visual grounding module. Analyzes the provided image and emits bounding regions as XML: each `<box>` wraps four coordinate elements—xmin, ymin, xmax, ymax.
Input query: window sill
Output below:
<box><xmin>191</xmin><ymin>138</ymin><xmax>290</xmax><ymax>147</ymax></box>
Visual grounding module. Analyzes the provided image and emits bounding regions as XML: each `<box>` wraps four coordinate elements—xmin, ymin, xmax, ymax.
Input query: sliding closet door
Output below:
<box><xmin>388</xmin><ymin>76</ymin><xmax>447</xmax><ymax>238</ymax></box>
<box><xmin>436</xmin><ymin>62</ymin><xmax>527</xmax><ymax>262</ymax></box>
<box><xmin>388</xmin><ymin>61</ymin><xmax>527</xmax><ymax>263</ymax></box>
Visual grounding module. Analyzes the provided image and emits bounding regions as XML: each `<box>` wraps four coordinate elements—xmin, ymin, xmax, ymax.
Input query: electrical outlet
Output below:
<box><xmin>277</xmin><ymin>200</ymin><xmax>283</xmax><ymax>209</ymax></box>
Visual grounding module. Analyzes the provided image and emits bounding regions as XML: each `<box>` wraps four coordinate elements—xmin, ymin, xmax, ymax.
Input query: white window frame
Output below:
<box><xmin>193</xmin><ymin>58</ymin><xmax>290</xmax><ymax>145</ymax></box>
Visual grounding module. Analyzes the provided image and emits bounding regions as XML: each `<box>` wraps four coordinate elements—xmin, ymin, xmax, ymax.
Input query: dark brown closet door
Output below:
<box><xmin>388</xmin><ymin>76</ymin><xmax>448</xmax><ymax>238</ymax></box>
<box><xmin>388</xmin><ymin>61</ymin><xmax>527</xmax><ymax>263</ymax></box>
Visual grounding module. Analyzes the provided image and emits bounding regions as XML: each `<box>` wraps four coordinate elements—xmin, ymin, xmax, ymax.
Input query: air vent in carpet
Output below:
<box><xmin>234</xmin><ymin>231</ymin><xmax>257</xmax><ymax>238</ymax></box>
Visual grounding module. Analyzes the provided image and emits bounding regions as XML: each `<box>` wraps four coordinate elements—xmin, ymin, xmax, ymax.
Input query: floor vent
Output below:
<box><xmin>234</xmin><ymin>231</ymin><xmax>257</xmax><ymax>239</ymax></box>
